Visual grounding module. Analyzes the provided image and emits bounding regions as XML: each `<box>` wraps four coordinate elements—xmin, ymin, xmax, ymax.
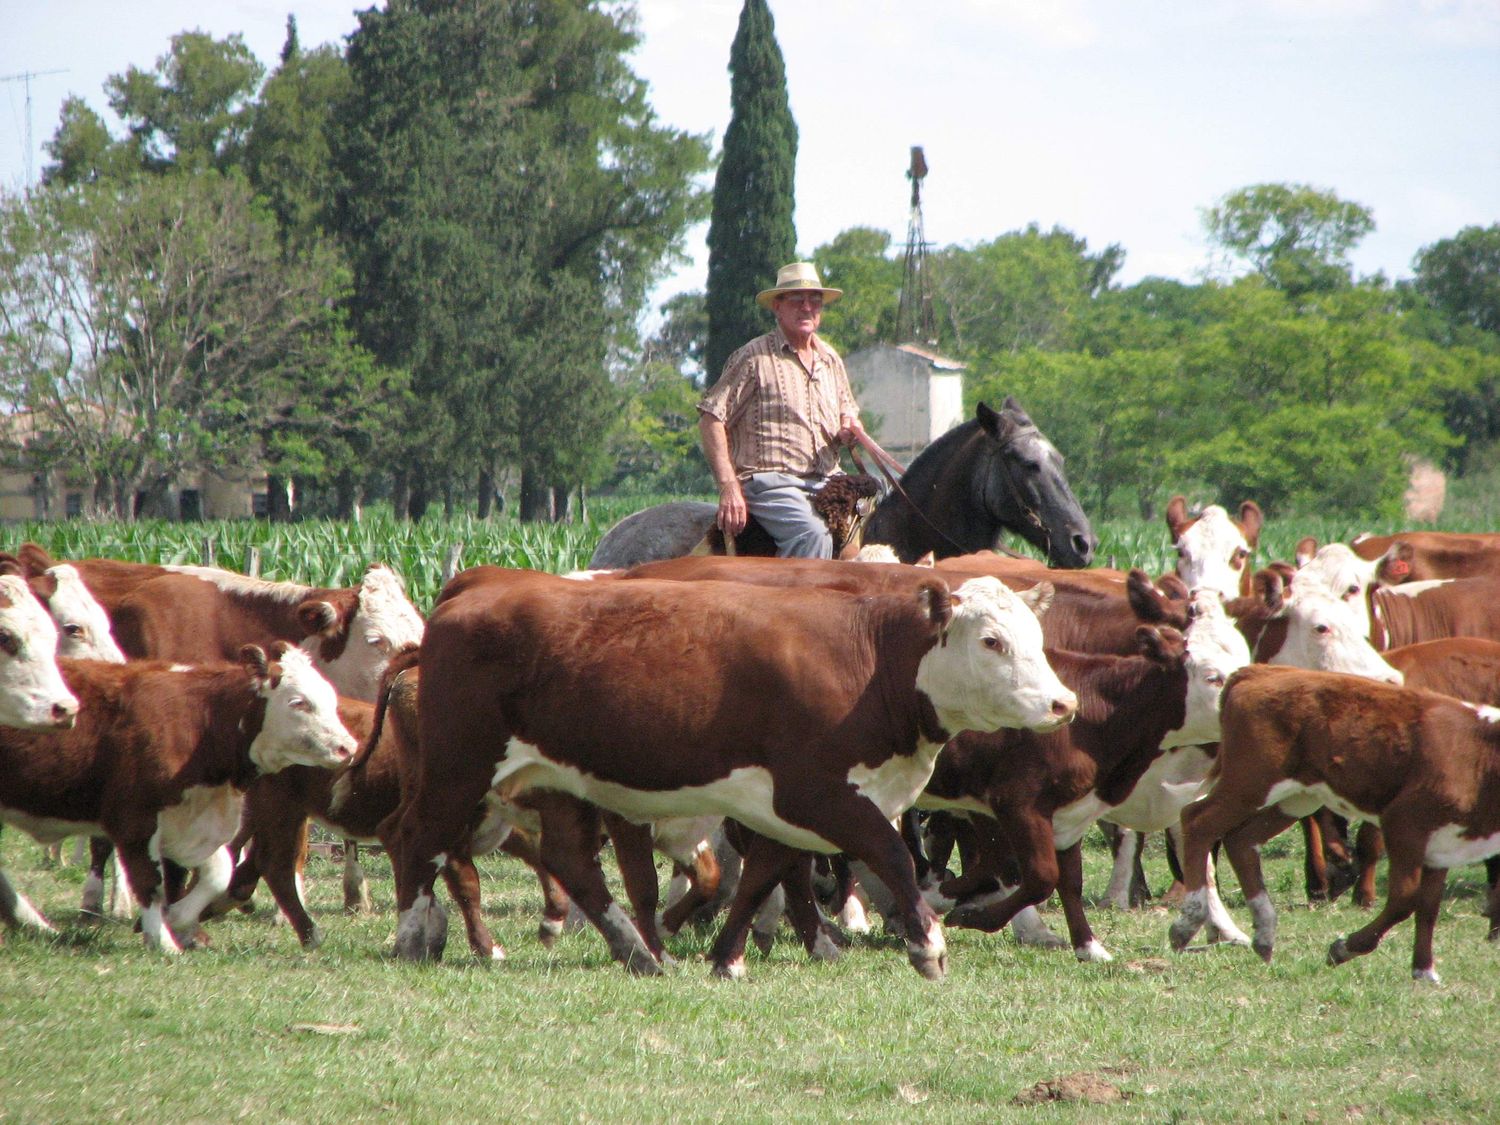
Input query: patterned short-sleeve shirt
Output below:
<box><xmin>697</xmin><ymin>328</ymin><xmax>859</xmax><ymax>480</ymax></box>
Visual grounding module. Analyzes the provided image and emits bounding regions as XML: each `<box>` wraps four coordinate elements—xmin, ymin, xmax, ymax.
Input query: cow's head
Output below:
<box><xmin>25</xmin><ymin>563</ymin><xmax>126</xmax><ymax>663</ymax></box>
<box><xmin>1262</xmin><ymin>587</ymin><xmax>1402</xmax><ymax>684</ymax></box>
<box><xmin>1290</xmin><ymin>543</ymin><xmax>1380</xmax><ymax>638</ymax></box>
<box><xmin>243</xmin><ymin>642</ymin><xmax>358</xmax><ymax>773</ymax></box>
<box><xmin>1160</xmin><ymin>593</ymin><xmax>1252</xmax><ymax>748</ymax></box>
<box><xmin>1166</xmin><ymin>497</ymin><xmax>1262</xmax><ymax>602</ymax></box>
<box><xmin>0</xmin><ymin>574</ymin><xmax>78</xmax><ymax>730</ymax></box>
<box><xmin>295</xmin><ymin>564</ymin><xmax>425</xmax><ymax>702</ymax></box>
<box><xmin>915</xmin><ymin>575</ymin><xmax>1076</xmax><ymax>736</ymax></box>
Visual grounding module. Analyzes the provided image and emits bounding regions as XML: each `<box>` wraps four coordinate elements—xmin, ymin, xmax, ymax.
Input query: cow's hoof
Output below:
<box><xmin>300</xmin><ymin>924</ymin><xmax>324</xmax><ymax>951</ymax></box>
<box><xmin>1487</xmin><ymin>926</ymin><xmax>1498</xmax><ymax>944</ymax></box>
<box><xmin>910</xmin><ymin>948</ymin><xmax>948</xmax><ymax>980</ymax></box>
<box><xmin>1252</xmin><ymin>938</ymin><xmax>1274</xmax><ymax>964</ymax></box>
<box><xmin>1167</xmin><ymin>920</ymin><xmax>1196</xmax><ymax>952</ymax></box>
<box><xmin>944</xmin><ymin>904</ymin><xmax>990</xmax><ymax>931</ymax></box>
<box><xmin>1074</xmin><ymin>940</ymin><xmax>1113</xmax><ymax>964</ymax></box>
<box><xmin>623</xmin><ymin>949</ymin><xmax>664</xmax><ymax>977</ymax></box>
<box><xmin>537</xmin><ymin>917</ymin><xmax>563</xmax><ymax>949</ymax></box>
<box><xmin>1411</xmin><ymin>966</ymin><xmax>1442</xmax><ymax>985</ymax></box>
<box><xmin>1327</xmin><ymin>938</ymin><xmax>1353</xmax><ymax>966</ymax></box>
<box><xmin>751</xmin><ymin>928</ymin><xmax>775</xmax><ymax>955</ymax></box>
<box><xmin>710</xmin><ymin>957</ymin><xmax>747</xmax><ymax>981</ymax></box>
<box><xmin>484</xmin><ymin>943</ymin><xmax>506</xmax><ymax>963</ymax></box>
<box><xmin>809</xmin><ymin>930</ymin><xmax>842</xmax><ymax>963</ymax></box>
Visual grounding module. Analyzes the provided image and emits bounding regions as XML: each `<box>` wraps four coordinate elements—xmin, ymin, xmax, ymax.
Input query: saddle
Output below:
<box><xmin>697</xmin><ymin>473</ymin><xmax>882</xmax><ymax>558</ymax></box>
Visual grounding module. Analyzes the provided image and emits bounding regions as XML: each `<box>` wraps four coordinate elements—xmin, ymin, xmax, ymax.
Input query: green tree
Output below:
<box><xmin>1412</xmin><ymin>224</ymin><xmax>1500</xmax><ymax>339</ymax></box>
<box><xmin>1203</xmin><ymin>183</ymin><xmax>1374</xmax><ymax>296</ymax></box>
<box><xmin>933</xmin><ymin>224</ymin><xmax>1122</xmax><ymax>358</ymax></box>
<box><xmin>0</xmin><ymin>174</ymin><xmax>351</xmax><ymax>517</ymax></box>
<box><xmin>811</xmin><ymin>227</ymin><xmax>902</xmax><ymax>353</ymax></box>
<box><xmin>332</xmin><ymin>0</ymin><xmax>710</xmax><ymax>520</ymax></box>
<box><xmin>703</xmin><ymin>0</ymin><xmax>797</xmax><ymax>386</ymax></box>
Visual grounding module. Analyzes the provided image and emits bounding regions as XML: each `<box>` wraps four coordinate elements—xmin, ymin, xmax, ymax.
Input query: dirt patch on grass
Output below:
<box><xmin>1012</xmin><ymin>1069</ymin><xmax>1131</xmax><ymax>1106</ymax></box>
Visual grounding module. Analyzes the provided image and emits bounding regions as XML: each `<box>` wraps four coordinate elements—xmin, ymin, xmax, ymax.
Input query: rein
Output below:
<box><xmin>845</xmin><ymin>429</ymin><xmax>1026</xmax><ymax>561</ymax></box>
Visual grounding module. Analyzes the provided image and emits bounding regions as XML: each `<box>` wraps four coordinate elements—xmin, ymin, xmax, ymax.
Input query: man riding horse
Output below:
<box><xmin>697</xmin><ymin>262</ymin><xmax>863</xmax><ymax>559</ymax></box>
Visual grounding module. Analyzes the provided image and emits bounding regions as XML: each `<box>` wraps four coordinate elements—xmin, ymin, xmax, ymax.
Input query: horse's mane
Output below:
<box><xmin>883</xmin><ymin>417</ymin><xmax>982</xmax><ymax>498</ymax></box>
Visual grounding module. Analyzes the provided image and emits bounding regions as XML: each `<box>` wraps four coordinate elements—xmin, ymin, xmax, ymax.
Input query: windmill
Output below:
<box><xmin>895</xmin><ymin>146</ymin><xmax>937</xmax><ymax>346</ymax></box>
<box><xmin>1</xmin><ymin>67</ymin><xmax>67</xmax><ymax>186</ymax></box>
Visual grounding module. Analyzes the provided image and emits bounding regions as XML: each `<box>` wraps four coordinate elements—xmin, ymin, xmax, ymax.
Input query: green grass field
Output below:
<box><xmin>1</xmin><ymin>832</ymin><xmax>1495</xmax><ymax>1123</ymax></box>
<box><xmin>3</xmin><ymin>502</ymin><xmax>1499</xmax><ymax>1122</ymax></box>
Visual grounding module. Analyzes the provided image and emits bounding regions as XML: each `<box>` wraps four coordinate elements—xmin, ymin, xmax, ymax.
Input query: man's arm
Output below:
<box><xmin>698</xmin><ymin>412</ymin><xmax>747</xmax><ymax>536</ymax></box>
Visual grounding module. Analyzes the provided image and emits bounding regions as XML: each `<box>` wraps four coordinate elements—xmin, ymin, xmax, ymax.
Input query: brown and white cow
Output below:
<box><xmin>0</xmin><ymin>646</ymin><xmax>356</xmax><ymax>951</ymax></box>
<box><xmin>1166</xmin><ymin>496</ymin><xmax>1263</xmax><ymax>601</ymax></box>
<box><xmin>386</xmin><ymin>567</ymin><xmax>1076</xmax><ymax>980</ymax></box>
<box><xmin>1169</xmin><ymin>664</ymin><xmax>1500</xmax><ymax>981</ymax></box>
<box><xmin>0</xmin><ymin>554</ymin><xmax>126</xmax><ymax>665</ymax></box>
<box><xmin>925</xmin><ymin>596</ymin><xmax>1250</xmax><ymax>961</ymax></box>
<box><xmin>1348</xmin><ymin>531</ymin><xmax>1500</xmax><ymax>585</ymax></box>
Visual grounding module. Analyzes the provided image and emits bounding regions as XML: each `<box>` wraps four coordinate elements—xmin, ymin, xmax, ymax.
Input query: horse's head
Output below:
<box><xmin>977</xmin><ymin>397</ymin><xmax>1097</xmax><ymax>568</ymax></box>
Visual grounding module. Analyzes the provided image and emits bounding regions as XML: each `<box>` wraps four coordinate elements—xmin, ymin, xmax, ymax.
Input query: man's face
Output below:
<box><xmin>774</xmin><ymin>290</ymin><xmax>823</xmax><ymax>340</ymax></box>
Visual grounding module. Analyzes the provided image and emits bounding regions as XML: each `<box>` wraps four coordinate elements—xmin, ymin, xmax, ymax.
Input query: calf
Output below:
<box><xmin>1165</xmin><ymin>496</ymin><xmax>1263</xmax><ymax>601</ymax></box>
<box><xmin>1169</xmin><ymin>665</ymin><xmax>1500</xmax><ymax>981</ymax></box>
<box><xmin>927</xmin><ymin>602</ymin><xmax>1249</xmax><ymax>962</ymax></box>
<box><xmin>387</xmin><ymin>567</ymin><xmax>1075</xmax><ymax>979</ymax></box>
<box><xmin>0</xmin><ymin>646</ymin><xmax>356</xmax><ymax>952</ymax></box>
<box><xmin>1349</xmin><ymin>530</ymin><xmax>1500</xmax><ymax>585</ymax></box>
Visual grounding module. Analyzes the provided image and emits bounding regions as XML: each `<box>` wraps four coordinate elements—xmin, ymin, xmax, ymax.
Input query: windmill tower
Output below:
<box><xmin>895</xmin><ymin>146</ymin><xmax>937</xmax><ymax>346</ymax></box>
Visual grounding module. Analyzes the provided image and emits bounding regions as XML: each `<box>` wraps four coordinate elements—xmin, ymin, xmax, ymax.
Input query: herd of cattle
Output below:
<box><xmin>0</xmin><ymin>506</ymin><xmax>1497</xmax><ymax>986</ymax></box>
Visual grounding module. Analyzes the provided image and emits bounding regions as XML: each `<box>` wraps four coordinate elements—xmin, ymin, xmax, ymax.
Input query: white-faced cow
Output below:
<box><xmin>1166</xmin><ymin>496</ymin><xmax>1263</xmax><ymax>601</ymax></box>
<box><xmin>1169</xmin><ymin>665</ymin><xmax>1500</xmax><ymax>981</ymax></box>
<box><xmin>0</xmin><ymin>646</ymin><xmax>356</xmax><ymax>952</ymax></box>
<box><xmin>386</xmin><ymin>567</ymin><xmax>1076</xmax><ymax>980</ymax></box>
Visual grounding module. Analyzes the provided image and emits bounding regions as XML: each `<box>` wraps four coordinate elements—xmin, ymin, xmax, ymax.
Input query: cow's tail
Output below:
<box><xmin>345</xmin><ymin>643</ymin><xmax>420</xmax><ymax>778</ymax></box>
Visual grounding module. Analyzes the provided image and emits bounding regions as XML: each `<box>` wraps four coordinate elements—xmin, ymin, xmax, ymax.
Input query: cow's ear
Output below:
<box><xmin>240</xmin><ymin>644</ymin><xmax>271</xmax><ymax>678</ymax></box>
<box><xmin>1019</xmin><ymin>579</ymin><xmax>1054</xmax><ymax>619</ymax></box>
<box><xmin>1253</xmin><ymin>569</ymin><xmax>1284</xmax><ymax>612</ymax></box>
<box><xmin>17</xmin><ymin>543</ymin><xmax>58</xmax><ymax>576</ymax></box>
<box><xmin>1126</xmin><ymin>569</ymin><xmax>1166</xmax><ymax>624</ymax></box>
<box><xmin>268</xmin><ymin>640</ymin><xmax>293</xmax><ymax>662</ymax></box>
<box><xmin>297</xmin><ymin>589</ymin><xmax>357</xmax><ymax>638</ymax></box>
<box><xmin>1135</xmin><ymin>624</ymin><xmax>1179</xmax><ymax>663</ymax></box>
<box><xmin>1238</xmin><ymin>500</ymin><xmax>1264</xmax><ymax>547</ymax></box>
<box><xmin>1377</xmin><ymin>542</ymin><xmax>1415</xmax><ymax>584</ymax></box>
<box><xmin>919</xmin><ymin>580</ymin><xmax>954</xmax><ymax>639</ymax></box>
<box><xmin>1294</xmin><ymin>536</ymin><xmax>1319</xmax><ymax>567</ymax></box>
<box><xmin>1165</xmin><ymin>495</ymin><xmax>1190</xmax><ymax>539</ymax></box>
<box><xmin>0</xmin><ymin>553</ymin><xmax>23</xmax><ymax>578</ymax></box>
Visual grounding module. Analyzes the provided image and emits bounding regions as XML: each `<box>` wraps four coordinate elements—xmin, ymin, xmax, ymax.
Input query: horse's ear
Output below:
<box><xmin>976</xmin><ymin>401</ymin><xmax>1001</xmax><ymax>437</ymax></box>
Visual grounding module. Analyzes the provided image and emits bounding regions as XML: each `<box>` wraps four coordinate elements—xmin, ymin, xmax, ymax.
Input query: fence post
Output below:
<box><xmin>442</xmin><ymin>543</ymin><xmax>464</xmax><ymax>585</ymax></box>
<box><xmin>201</xmin><ymin>536</ymin><xmax>216</xmax><ymax>567</ymax></box>
<box><xmin>245</xmin><ymin>546</ymin><xmax>261</xmax><ymax>577</ymax></box>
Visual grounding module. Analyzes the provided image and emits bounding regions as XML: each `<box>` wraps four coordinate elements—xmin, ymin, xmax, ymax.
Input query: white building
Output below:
<box><xmin>844</xmin><ymin>342</ymin><xmax>966</xmax><ymax>461</ymax></box>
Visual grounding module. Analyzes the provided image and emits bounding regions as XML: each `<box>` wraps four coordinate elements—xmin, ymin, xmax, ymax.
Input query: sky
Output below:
<box><xmin>3</xmin><ymin>0</ymin><xmax>1498</xmax><ymax>317</ymax></box>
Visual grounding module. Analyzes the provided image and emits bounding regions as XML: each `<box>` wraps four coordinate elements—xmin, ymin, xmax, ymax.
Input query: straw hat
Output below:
<box><xmin>756</xmin><ymin>262</ymin><xmax>843</xmax><ymax>310</ymax></box>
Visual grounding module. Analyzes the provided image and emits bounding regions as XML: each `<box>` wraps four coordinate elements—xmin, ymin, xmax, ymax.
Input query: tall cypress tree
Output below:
<box><xmin>704</xmin><ymin>0</ymin><xmax>797</xmax><ymax>386</ymax></box>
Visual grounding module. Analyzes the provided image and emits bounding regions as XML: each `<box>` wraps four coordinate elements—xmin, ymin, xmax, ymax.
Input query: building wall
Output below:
<box><xmin>845</xmin><ymin>343</ymin><xmax>966</xmax><ymax>459</ymax></box>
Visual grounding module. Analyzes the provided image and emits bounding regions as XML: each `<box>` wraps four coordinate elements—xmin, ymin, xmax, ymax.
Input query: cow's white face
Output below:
<box><xmin>250</xmin><ymin>646</ymin><xmax>358</xmax><ymax>773</ymax></box>
<box><xmin>1174</xmin><ymin>506</ymin><xmax>1252</xmax><ymax>603</ymax></box>
<box><xmin>1167</xmin><ymin>597</ymin><xmax>1251</xmax><ymax>748</ymax></box>
<box><xmin>0</xmin><ymin>575</ymin><xmax>78</xmax><ymax>730</ymax></box>
<box><xmin>1269</xmin><ymin>588</ymin><xmax>1402</xmax><ymax>684</ymax></box>
<box><xmin>43</xmin><ymin>564</ymin><xmax>126</xmax><ymax>663</ymax></box>
<box><xmin>303</xmin><ymin>565</ymin><xmax>425</xmax><ymax>702</ymax></box>
<box><xmin>1293</xmin><ymin>544</ymin><xmax>1378</xmax><ymax>636</ymax></box>
<box><xmin>916</xmin><ymin>576</ymin><xmax>1076</xmax><ymax>735</ymax></box>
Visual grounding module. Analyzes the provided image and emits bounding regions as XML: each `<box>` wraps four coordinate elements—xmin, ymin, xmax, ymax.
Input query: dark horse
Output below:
<box><xmin>589</xmin><ymin>397</ymin><xmax>1096</xmax><ymax>569</ymax></box>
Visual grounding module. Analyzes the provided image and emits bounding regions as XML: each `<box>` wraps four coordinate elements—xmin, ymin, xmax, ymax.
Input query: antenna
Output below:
<box><xmin>1</xmin><ymin>68</ymin><xmax>68</xmax><ymax>186</ymax></box>
<box><xmin>896</xmin><ymin>146</ymin><xmax>937</xmax><ymax>346</ymax></box>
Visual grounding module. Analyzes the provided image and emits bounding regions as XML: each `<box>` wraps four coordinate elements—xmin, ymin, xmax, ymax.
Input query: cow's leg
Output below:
<box><xmin>165</xmin><ymin>846</ymin><xmax>233</xmax><ymax>947</ymax></box>
<box><xmin>1161</xmin><ymin>824</ymin><xmax>1187</xmax><ymax>905</ymax></box>
<box><xmin>1407</xmin><ymin>866</ymin><xmax>1448</xmax><ymax>983</ymax></box>
<box><xmin>1486</xmin><ymin>857</ymin><xmax>1500</xmax><ymax>942</ymax></box>
<box><xmin>1100</xmin><ymin>824</ymin><xmax>1143</xmax><ymax>911</ymax></box>
<box><xmin>81</xmin><ymin>836</ymin><xmax>133</xmax><ymax>919</ymax></box>
<box><xmin>778</xmin><ymin>855</ymin><xmax>843</xmax><ymax>963</ymax></box>
<box><xmin>660</xmin><ymin>844</ymin><xmax>722</xmax><ymax>938</ymax></box>
<box><xmin>114</xmin><ymin>838</ymin><xmax>179</xmax><ymax>954</ymax></box>
<box><xmin>1220</xmin><ymin>807</ymin><xmax>1297</xmax><ymax>962</ymax></box>
<box><xmin>1301</xmin><ymin>815</ymin><xmax>1331</xmax><ymax>902</ymax></box>
<box><xmin>1329</xmin><ymin>821</ymin><xmax>1430</xmax><ymax>970</ymax></box>
<box><xmin>535</xmin><ymin>795</ymin><xmax>659</xmax><ymax>975</ymax></box>
<box><xmin>1170</xmin><ymin>790</ymin><xmax>1261</xmax><ymax>952</ymax></box>
<box><xmin>1353</xmin><ymin>823</ymin><xmax>1384</xmax><ymax>909</ymax></box>
<box><xmin>601</xmin><ymin>812</ymin><xmax>669</xmax><ymax>963</ymax></box>
<box><xmin>237</xmin><ymin>820</ymin><xmax>323</xmax><ymax>948</ymax></box>
<box><xmin>0</xmin><ymin>862</ymin><xmax>55</xmax><ymax>932</ymax></box>
<box><xmin>496</xmin><ymin>830</ymin><xmax>573</xmax><ymax>948</ymax></box>
<box><xmin>1057</xmin><ymin>841</ymin><xmax>1111</xmax><ymax>962</ymax></box>
<box><xmin>946</xmin><ymin>812</ymin><xmax>1057</xmax><ymax>935</ymax></box>
<box><xmin>343</xmin><ymin>840</ymin><xmax>373</xmax><ymax>915</ymax></box>
<box><xmin>707</xmin><ymin>833</ymin><xmax>800</xmax><ymax>979</ymax></box>
<box><xmin>440</xmin><ymin>854</ymin><xmax>503</xmax><ymax>962</ymax></box>
<box><xmin>1321</xmin><ymin>813</ymin><xmax>1359</xmax><ymax>902</ymax></box>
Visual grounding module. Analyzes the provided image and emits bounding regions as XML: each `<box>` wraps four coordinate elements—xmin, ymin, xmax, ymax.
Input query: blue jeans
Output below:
<box><xmin>743</xmin><ymin>473</ymin><xmax>832</xmax><ymax>559</ymax></box>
